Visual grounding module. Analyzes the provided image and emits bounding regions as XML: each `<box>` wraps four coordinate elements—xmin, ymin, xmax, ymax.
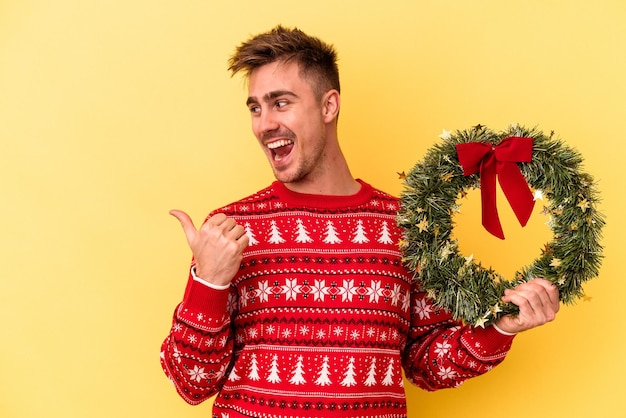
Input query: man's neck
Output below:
<box><xmin>283</xmin><ymin>175</ymin><xmax>361</xmax><ymax>196</ymax></box>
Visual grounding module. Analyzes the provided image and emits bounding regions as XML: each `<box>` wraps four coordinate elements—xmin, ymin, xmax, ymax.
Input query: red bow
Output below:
<box><xmin>456</xmin><ymin>136</ymin><xmax>535</xmax><ymax>239</ymax></box>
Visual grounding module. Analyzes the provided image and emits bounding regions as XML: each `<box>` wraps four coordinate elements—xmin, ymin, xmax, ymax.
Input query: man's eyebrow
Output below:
<box><xmin>246</xmin><ymin>90</ymin><xmax>298</xmax><ymax>106</ymax></box>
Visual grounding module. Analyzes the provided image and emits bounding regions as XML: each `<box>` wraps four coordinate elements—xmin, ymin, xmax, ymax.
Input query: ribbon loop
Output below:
<box><xmin>456</xmin><ymin>136</ymin><xmax>534</xmax><ymax>239</ymax></box>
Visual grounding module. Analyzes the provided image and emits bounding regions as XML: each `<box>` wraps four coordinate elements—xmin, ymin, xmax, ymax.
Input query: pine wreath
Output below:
<box><xmin>397</xmin><ymin>124</ymin><xmax>605</xmax><ymax>327</ymax></box>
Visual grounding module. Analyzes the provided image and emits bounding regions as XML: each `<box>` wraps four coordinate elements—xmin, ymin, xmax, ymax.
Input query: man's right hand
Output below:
<box><xmin>170</xmin><ymin>210</ymin><xmax>249</xmax><ymax>286</ymax></box>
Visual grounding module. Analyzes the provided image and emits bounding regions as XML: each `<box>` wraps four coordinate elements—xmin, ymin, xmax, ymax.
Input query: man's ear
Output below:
<box><xmin>321</xmin><ymin>89</ymin><xmax>340</xmax><ymax>123</ymax></box>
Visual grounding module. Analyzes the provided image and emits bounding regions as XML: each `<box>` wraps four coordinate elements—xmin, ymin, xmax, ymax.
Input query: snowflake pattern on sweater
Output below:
<box><xmin>160</xmin><ymin>180</ymin><xmax>515</xmax><ymax>418</ymax></box>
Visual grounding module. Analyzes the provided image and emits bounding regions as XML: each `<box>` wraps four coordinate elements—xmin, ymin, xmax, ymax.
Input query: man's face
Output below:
<box><xmin>246</xmin><ymin>60</ymin><xmax>330</xmax><ymax>186</ymax></box>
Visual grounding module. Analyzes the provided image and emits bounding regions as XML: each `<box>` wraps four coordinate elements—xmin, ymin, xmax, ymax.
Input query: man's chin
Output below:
<box><xmin>272</xmin><ymin>169</ymin><xmax>302</xmax><ymax>185</ymax></box>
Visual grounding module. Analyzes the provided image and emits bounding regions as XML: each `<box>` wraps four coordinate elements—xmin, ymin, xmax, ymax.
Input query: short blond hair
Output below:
<box><xmin>228</xmin><ymin>25</ymin><xmax>340</xmax><ymax>99</ymax></box>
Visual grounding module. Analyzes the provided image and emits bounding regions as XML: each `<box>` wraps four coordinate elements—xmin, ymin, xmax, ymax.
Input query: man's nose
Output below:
<box><xmin>257</xmin><ymin>110</ymin><xmax>280</xmax><ymax>135</ymax></box>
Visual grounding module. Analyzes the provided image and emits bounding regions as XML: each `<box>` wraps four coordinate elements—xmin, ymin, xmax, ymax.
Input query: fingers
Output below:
<box><xmin>235</xmin><ymin>225</ymin><xmax>250</xmax><ymax>247</ymax></box>
<box><xmin>504</xmin><ymin>278</ymin><xmax>559</xmax><ymax>313</ymax></box>
<box><xmin>210</xmin><ymin>214</ymin><xmax>249</xmax><ymax>244</ymax></box>
<box><xmin>170</xmin><ymin>210</ymin><xmax>248</xmax><ymax>249</ymax></box>
<box><xmin>497</xmin><ymin>278</ymin><xmax>560</xmax><ymax>333</ymax></box>
<box><xmin>170</xmin><ymin>210</ymin><xmax>248</xmax><ymax>286</ymax></box>
<box><xmin>202</xmin><ymin>215</ymin><xmax>245</xmax><ymax>243</ymax></box>
<box><xmin>533</xmin><ymin>279</ymin><xmax>560</xmax><ymax>312</ymax></box>
<box><xmin>205</xmin><ymin>212</ymin><xmax>228</xmax><ymax>227</ymax></box>
<box><xmin>224</xmin><ymin>222</ymin><xmax>250</xmax><ymax>249</ymax></box>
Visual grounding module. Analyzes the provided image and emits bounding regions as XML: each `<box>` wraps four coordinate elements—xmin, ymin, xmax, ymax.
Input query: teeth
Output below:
<box><xmin>267</xmin><ymin>139</ymin><xmax>293</xmax><ymax>150</ymax></box>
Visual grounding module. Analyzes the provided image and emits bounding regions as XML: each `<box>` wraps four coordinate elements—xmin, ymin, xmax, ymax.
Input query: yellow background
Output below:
<box><xmin>1</xmin><ymin>1</ymin><xmax>624</xmax><ymax>417</ymax></box>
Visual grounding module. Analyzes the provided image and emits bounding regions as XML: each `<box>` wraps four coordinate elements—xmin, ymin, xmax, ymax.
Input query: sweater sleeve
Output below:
<box><xmin>401</xmin><ymin>285</ymin><xmax>515</xmax><ymax>391</ymax></box>
<box><xmin>160</xmin><ymin>271</ymin><xmax>238</xmax><ymax>404</ymax></box>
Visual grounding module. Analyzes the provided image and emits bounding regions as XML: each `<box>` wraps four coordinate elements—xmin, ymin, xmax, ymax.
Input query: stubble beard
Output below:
<box><xmin>271</xmin><ymin>141</ymin><xmax>326</xmax><ymax>188</ymax></box>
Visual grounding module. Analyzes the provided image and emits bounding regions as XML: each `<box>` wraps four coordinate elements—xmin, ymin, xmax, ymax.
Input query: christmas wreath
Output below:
<box><xmin>397</xmin><ymin>124</ymin><xmax>604</xmax><ymax>327</ymax></box>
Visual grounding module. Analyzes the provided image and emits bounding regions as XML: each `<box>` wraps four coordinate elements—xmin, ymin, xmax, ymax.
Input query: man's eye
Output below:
<box><xmin>275</xmin><ymin>100</ymin><xmax>288</xmax><ymax>109</ymax></box>
<box><xmin>249</xmin><ymin>105</ymin><xmax>261</xmax><ymax>114</ymax></box>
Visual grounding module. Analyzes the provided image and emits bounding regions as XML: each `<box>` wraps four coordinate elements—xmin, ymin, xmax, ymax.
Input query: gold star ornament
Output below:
<box><xmin>416</xmin><ymin>218</ymin><xmax>429</xmax><ymax>233</ymax></box>
<box><xmin>550</xmin><ymin>258</ymin><xmax>562</xmax><ymax>268</ymax></box>
<box><xmin>577</xmin><ymin>198</ymin><xmax>590</xmax><ymax>212</ymax></box>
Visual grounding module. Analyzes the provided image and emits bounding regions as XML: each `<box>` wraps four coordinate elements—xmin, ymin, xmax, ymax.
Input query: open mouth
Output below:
<box><xmin>267</xmin><ymin>139</ymin><xmax>294</xmax><ymax>161</ymax></box>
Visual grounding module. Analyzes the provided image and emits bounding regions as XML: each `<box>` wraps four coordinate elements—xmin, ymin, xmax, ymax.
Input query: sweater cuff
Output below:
<box><xmin>177</xmin><ymin>278</ymin><xmax>232</xmax><ymax>331</ymax></box>
<box><xmin>492</xmin><ymin>322</ymin><xmax>517</xmax><ymax>336</ymax></box>
<box><xmin>191</xmin><ymin>266</ymin><xmax>231</xmax><ymax>290</ymax></box>
<box><xmin>461</xmin><ymin>325</ymin><xmax>516</xmax><ymax>361</ymax></box>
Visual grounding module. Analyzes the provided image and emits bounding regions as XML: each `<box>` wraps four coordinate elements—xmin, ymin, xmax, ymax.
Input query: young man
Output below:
<box><xmin>160</xmin><ymin>26</ymin><xmax>559</xmax><ymax>418</ymax></box>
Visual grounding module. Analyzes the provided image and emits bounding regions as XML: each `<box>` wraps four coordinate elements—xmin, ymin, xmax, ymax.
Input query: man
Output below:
<box><xmin>160</xmin><ymin>25</ymin><xmax>559</xmax><ymax>417</ymax></box>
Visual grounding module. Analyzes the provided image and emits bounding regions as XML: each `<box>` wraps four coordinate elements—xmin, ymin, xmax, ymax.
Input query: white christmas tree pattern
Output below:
<box><xmin>289</xmin><ymin>355</ymin><xmax>307</xmax><ymax>385</ymax></box>
<box><xmin>364</xmin><ymin>357</ymin><xmax>377</xmax><ymax>386</ymax></box>
<box><xmin>377</xmin><ymin>221</ymin><xmax>394</xmax><ymax>244</ymax></box>
<box><xmin>340</xmin><ymin>357</ymin><xmax>357</xmax><ymax>387</ymax></box>
<box><xmin>234</xmin><ymin>352</ymin><xmax>407</xmax><ymax>389</ymax></box>
<box><xmin>351</xmin><ymin>219</ymin><xmax>369</xmax><ymax>244</ymax></box>
<box><xmin>267</xmin><ymin>220</ymin><xmax>286</xmax><ymax>244</ymax></box>
<box><xmin>244</xmin><ymin>222</ymin><xmax>259</xmax><ymax>246</ymax></box>
<box><xmin>248</xmin><ymin>353</ymin><xmax>260</xmax><ymax>381</ymax></box>
<box><xmin>294</xmin><ymin>219</ymin><xmax>313</xmax><ymax>243</ymax></box>
<box><xmin>323</xmin><ymin>221</ymin><xmax>342</xmax><ymax>244</ymax></box>
<box><xmin>227</xmin><ymin>365</ymin><xmax>240</xmax><ymax>382</ymax></box>
<box><xmin>315</xmin><ymin>356</ymin><xmax>332</xmax><ymax>386</ymax></box>
<box><xmin>242</xmin><ymin>217</ymin><xmax>397</xmax><ymax>246</ymax></box>
<box><xmin>382</xmin><ymin>358</ymin><xmax>396</xmax><ymax>386</ymax></box>
<box><xmin>266</xmin><ymin>354</ymin><xmax>281</xmax><ymax>383</ymax></box>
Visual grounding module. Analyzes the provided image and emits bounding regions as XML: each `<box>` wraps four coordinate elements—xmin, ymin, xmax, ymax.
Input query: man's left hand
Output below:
<box><xmin>495</xmin><ymin>278</ymin><xmax>560</xmax><ymax>334</ymax></box>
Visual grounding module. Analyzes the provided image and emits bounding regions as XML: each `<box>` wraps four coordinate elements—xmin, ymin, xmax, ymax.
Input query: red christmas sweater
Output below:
<box><xmin>160</xmin><ymin>180</ymin><xmax>515</xmax><ymax>418</ymax></box>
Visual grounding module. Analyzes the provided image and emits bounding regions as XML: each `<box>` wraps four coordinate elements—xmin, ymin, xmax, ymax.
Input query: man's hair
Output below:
<box><xmin>228</xmin><ymin>25</ymin><xmax>340</xmax><ymax>99</ymax></box>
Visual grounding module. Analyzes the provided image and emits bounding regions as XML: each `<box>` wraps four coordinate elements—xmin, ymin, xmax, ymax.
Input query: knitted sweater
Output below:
<box><xmin>160</xmin><ymin>180</ymin><xmax>515</xmax><ymax>418</ymax></box>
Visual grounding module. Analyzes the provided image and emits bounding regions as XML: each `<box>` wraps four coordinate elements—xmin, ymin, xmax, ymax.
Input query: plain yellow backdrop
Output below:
<box><xmin>1</xmin><ymin>1</ymin><xmax>624</xmax><ymax>417</ymax></box>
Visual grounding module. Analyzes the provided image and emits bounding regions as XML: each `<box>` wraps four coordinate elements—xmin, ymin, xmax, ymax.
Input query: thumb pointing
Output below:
<box><xmin>169</xmin><ymin>209</ymin><xmax>197</xmax><ymax>243</ymax></box>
